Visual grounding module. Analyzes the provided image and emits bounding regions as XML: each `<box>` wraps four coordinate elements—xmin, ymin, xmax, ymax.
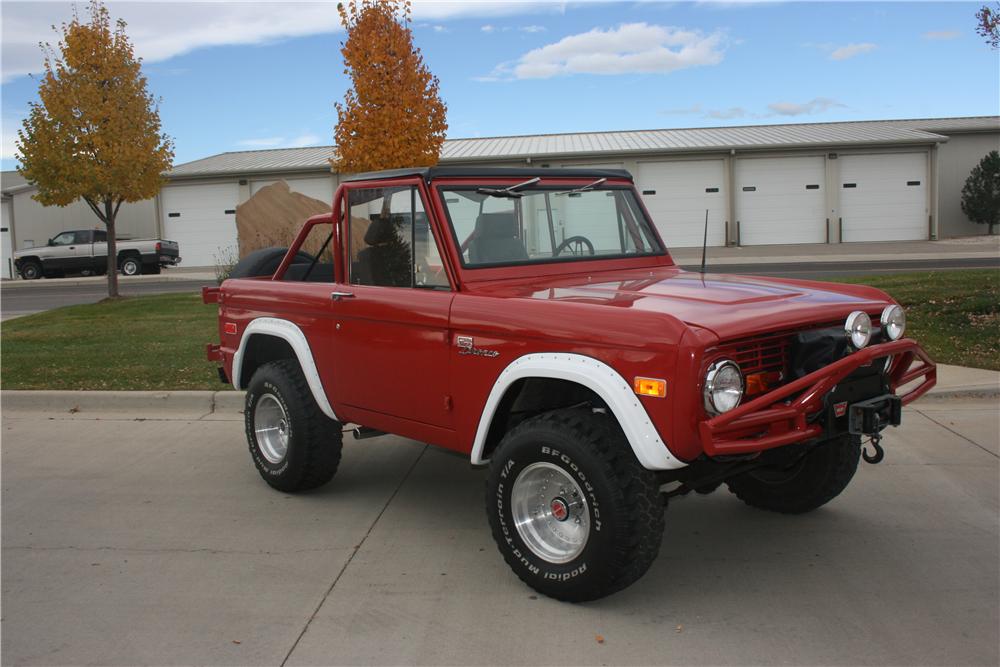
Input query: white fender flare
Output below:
<box><xmin>470</xmin><ymin>353</ymin><xmax>687</xmax><ymax>471</ymax></box>
<box><xmin>232</xmin><ymin>317</ymin><xmax>338</xmax><ymax>421</ymax></box>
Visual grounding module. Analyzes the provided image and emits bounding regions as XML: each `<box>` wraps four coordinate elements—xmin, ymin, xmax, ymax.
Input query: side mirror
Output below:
<box><xmin>47</xmin><ymin>238</ymin><xmax>54</xmax><ymax>246</ymax></box>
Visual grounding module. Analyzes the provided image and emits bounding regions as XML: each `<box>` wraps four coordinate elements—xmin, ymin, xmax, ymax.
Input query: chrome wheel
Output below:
<box><xmin>121</xmin><ymin>258</ymin><xmax>140</xmax><ymax>276</ymax></box>
<box><xmin>511</xmin><ymin>462</ymin><xmax>590</xmax><ymax>564</ymax></box>
<box><xmin>254</xmin><ymin>393</ymin><xmax>289</xmax><ymax>464</ymax></box>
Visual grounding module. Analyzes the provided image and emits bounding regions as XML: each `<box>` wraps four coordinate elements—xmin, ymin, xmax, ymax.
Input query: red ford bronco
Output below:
<box><xmin>204</xmin><ymin>167</ymin><xmax>936</xmax><ymax>601</ymax></box>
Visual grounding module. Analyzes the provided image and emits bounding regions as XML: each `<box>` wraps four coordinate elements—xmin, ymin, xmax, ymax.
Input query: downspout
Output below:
<box><xmin>726</xmin><ymin>149</ymin><xmax>737</xmax><ymax>246</ymax></box>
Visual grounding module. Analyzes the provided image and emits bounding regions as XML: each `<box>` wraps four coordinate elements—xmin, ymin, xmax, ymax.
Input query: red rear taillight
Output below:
<box><xmin>155</xmin><ymin>242</ymin><xmax>161</xmax><ymax>252</ymax></box>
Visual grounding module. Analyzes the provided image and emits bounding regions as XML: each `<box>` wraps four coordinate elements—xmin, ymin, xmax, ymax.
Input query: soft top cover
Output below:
<box><xmin>342</xmin><ymin>166</ymin><xmax>634</xmax><ymax>183</ymax></box>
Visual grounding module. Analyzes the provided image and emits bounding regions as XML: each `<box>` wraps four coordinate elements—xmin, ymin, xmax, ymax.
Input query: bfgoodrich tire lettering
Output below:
<box><xmin>726</xmin><ymin>435</ymin><xmax>861</xmax><ymax>514</ymax></box>
<box><xmin>245</xmin><ymin>360</ymin><xmax>342</xmax><ymax>492</ymax></box>
<box><xmin>486</xmin><ymin>408</ymin><xmax>664</xmax><ymax>602</ymax></box>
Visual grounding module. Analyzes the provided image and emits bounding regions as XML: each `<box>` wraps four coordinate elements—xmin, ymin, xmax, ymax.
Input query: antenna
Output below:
<box><xmin>699</xmin><ymin>209</ymin><xmax>709</xmax><ymax>274</ymax></box>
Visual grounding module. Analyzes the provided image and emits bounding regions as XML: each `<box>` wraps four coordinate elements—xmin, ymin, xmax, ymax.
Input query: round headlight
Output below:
<box><xmin>844</xmin><ymin>310</ymin><xmax>872</xmax><ymax>349</ymax></box>
<box><xmin>881</xmin><ymin>304</ymin><xmax>906</xmax><ymax>341</ymax></box>
<box><xmin>704</xmin><ymin>360</ymin><xmax>743</xmax><ymax>415</ymax></box>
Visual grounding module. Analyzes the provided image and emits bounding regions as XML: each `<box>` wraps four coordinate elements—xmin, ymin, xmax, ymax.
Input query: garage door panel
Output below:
<box><xmin>841</xmin><ymin>153</ymin><xmax>927</xmax><ymax>242</ymax></box>
<box><xmin>162</xmin><ymin>183</ymin><xmax>239</xmax><ymax>268</ymax></box>
<box><xmin>736</xmin><ymin>156</ymin><xmax>826</xmax><ymax>246</ymax></box>
<box><xmin>637</xmin><ymin>160</ymin><xmax>726</xmax><ymax>248</ymax></box>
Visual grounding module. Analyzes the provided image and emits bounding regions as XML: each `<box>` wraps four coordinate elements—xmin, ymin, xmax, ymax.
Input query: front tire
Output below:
<box><xmin>726</xmin><ymin>435</ymin><xmax>861</xmax><ymax>514</ymax></box>
<box><xmin>486</xmin><ymin>408</ymin><xmax>664</xmax><ymax>602</ymax></box>
<box><xmin>19</xmin><ymin>261</ymin><xmax>42</xmax><ymax>280</ymax></box>
<box><xmin>245</xmin><ymin>360</ymin><xmax>342</xmax><ymax>492</ymax></box>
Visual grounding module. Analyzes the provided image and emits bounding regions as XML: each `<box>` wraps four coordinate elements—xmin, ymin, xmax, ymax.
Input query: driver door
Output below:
<box><xmin>329</xmin><ymin>182</ymin><xmax>455</xmax><ymax>429</ymax></box>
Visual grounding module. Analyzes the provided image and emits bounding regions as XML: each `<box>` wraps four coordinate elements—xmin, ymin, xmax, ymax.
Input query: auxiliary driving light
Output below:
<box><xmin>881</xmin><ymin>304</ymin><xmax>906</xmax><ymax>341</ymax></box>
<box><xmin>704</xmin><ymin>360</ymin><xmax>743</xmax><ymax>415</ymax></box>
<box><xmin>844</xmin><ymin>311</ymin><xmax>872</xmax><ymax>349</ymax></box>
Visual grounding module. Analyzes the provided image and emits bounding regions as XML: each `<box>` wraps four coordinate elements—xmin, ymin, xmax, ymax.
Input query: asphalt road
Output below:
<box><xmin>1</xmin><ymin>395</ymin><xmax>996</xmax><ymax>665</ymax></box>
<box><xmin>2</xmin><ymin>256</ymin><xmax>997</xmax><ymax>321</ymax></box>
<box><xmin>0</xmin><ymin>278</ymin><xmax>214</xmax><ymax>320</ymax></box>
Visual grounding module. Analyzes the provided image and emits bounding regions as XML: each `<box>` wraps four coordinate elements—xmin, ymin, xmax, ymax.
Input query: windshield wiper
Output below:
<box><xmin>554</xmin><ymin>178</ymin><xmax>607</xmax><ymax>196</ymax></box>
<box><xmin>475</xmin><ymin>177</ymin><xmax>540</xmax><ymax>199</ymax></box>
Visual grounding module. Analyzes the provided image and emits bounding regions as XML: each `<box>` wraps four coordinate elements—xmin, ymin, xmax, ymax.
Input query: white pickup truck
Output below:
<box><xmin>13</xmin><ymin>229</ymin><xmax>181</xmax><ymax>279</ymax></box>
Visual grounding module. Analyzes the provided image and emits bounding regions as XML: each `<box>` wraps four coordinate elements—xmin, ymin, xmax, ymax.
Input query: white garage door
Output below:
<box><xmin>162</xmin><ymin>182</ymin><xmax>239</xmax><ymax>268</ymax></box>
<box><xmin>250</xmin><ymin>177</ymin><xmax>334</xmax><ymax>206</ymax></box>
<box><xmin>736</xmin><ymin>156</ymin><xmax>826</xmax><ymax>246</ymax></box>
<box><xmin>636</xmin><ymin>160</ymin><xmax>726</xmax><ymax>248</ymax></box>
<box><xmin>840</xmin><ymin>153</ymin><xmax>928</xmax><ymax>242</ymax></box>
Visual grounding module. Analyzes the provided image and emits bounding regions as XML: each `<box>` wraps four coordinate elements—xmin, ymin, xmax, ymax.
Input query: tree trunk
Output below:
<box><xmin>105</xmin><ymin>199</ymin><xmax>120</xmax><ymax>298</ymax></box>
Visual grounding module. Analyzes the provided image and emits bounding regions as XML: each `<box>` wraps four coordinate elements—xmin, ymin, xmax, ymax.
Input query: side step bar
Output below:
<box><xmin>353</xmin><ymin>426</ymin><xmax>386</xmax><ymax>440</ymax></box>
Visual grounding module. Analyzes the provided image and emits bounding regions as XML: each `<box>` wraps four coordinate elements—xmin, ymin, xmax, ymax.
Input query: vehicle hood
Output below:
<box><xmin>471</xmin><ymin>267</ymin><xmax>892</xmax><ymax>341</ymax></box>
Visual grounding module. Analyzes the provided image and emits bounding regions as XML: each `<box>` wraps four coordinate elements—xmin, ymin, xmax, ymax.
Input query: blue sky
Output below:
<box><xmin>2</xmin><ymin>1</ymin><xmax>998</xmax><ymax>171</ymax></box>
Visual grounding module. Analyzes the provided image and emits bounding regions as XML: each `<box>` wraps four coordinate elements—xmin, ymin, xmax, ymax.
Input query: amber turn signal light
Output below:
<box><xmin>745</xmin><ymin>371</ymin><xmax>781</xmax><ymax>397</ymax></box>
<box><xmin>633</xmin><ymin>377</ymin><xmax>667</xmax><ymax>398</ymax></box>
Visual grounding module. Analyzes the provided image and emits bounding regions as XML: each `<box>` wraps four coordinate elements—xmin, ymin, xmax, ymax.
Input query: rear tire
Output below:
<box><xmin>726</xmin><ymin>435</ymin><xmax>861</xmax><ymax>514</ymax></box>
<box><xmin>486</xmin><ymin>408</ymin><xmax>664</xmax><ymax>602</ymax></box>
<box><xmin>119</xmin><ymin>255</ymin><xmax>141</xmax><ymax>276</ymax></box>
<box><xmin>245</xmin><ymin>360</ymin><xmax>342</xmax><ymax>492</ymax></box>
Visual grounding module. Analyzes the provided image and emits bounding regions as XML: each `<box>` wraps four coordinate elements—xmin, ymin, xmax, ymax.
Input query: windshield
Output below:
<box><xmin>439</xmin><ymin>185</ymin><xmax>663</xmax><ymax>268</ymax></box>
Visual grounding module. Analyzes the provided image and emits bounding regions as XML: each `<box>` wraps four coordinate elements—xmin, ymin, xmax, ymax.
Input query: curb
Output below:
<box><xmin>1</xmin><ymin>386</ymin><xmax>994</xmax><ymax>418</ymax></box>
<box><xmin>1</xmin><ymin>390</ymin><xmax>245</xmax><ymax>418</ymax></box>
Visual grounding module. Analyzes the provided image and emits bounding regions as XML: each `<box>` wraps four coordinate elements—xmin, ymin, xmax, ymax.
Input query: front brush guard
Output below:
<box><xmin>698</xmin><ymin>338</ymin><xmax>935</xmax><ymax>457</ymax></box>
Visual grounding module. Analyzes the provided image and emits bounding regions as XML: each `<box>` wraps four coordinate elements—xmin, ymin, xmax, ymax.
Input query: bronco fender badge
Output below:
<box><xmin>456</xmin><ymin>335</ymin><xmax>499</xmax><ymax>358</ymax></box>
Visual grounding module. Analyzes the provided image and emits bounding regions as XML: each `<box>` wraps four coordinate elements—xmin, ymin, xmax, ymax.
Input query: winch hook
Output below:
<box><xmin>862</xmin><ymin>413</ymin><xmax>885</xmax><ymax>464</ymax></box>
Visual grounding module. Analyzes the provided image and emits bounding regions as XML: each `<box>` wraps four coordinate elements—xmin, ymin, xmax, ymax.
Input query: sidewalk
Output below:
<box><xmin>1</xmin><ymin>376</ymin><xmax>996</xmax><ymax>665</ymax></box>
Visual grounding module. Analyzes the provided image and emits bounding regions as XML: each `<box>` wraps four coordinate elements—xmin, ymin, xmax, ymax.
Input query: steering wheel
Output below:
<box><xmin>554</xmin><ymin>235</ymin><xmax>596</xmax><ymax>257</ymax></box>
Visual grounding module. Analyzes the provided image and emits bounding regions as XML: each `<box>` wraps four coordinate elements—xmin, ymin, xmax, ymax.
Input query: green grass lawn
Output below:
<box><xmin>839</xmin><ymin>269</ymin><xmax>999</xmax><ymax>371</ymax></box>
<box><xmin>1</xmin><ymin>269</ymin><xmax>997</xmax><ymax>391</ymax></box>
<box><xmin>1</xmin><ymin>293</ymin><xmax>224</xmax><ymax>390</ymax></box>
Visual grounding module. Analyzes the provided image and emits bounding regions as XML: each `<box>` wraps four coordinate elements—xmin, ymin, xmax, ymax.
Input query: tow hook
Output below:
<box><xmin>862</xmin><ymin>420</ymin><xmax>885</xmax><ymax>464</ymax></box>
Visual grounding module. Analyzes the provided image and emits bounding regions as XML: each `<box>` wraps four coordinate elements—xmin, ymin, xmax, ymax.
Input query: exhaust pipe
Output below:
<box><xmin>353</xmin><ymin>426</ymin><xmax>386</xmax><ymax>440</ymax></box>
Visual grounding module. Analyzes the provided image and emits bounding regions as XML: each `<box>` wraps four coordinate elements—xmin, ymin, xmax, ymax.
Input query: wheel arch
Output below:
<box><xmin>471</xmin><ymin>353</ymin><xmax>687</xmax><ymax>471</ymax></box>
<box><xmin>232</xmin><ymin>317</ymin><xmax>338</xmax><ymax>421</ymax></box>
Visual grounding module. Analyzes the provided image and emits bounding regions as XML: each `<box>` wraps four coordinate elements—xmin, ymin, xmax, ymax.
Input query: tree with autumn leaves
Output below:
<box><xmin>17</xmin><ymin>2</ymin><xmax>174</xmax><ymax>297</ymax></box>
<box><xmin>333</xmin><ymin>0</ymin><xmax>447</xmax><ymax>173</ymax></box>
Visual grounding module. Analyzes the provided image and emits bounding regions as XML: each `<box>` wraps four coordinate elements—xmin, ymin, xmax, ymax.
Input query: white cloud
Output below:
<box><xmin>492</xmin><ymin>22</ymin><xmax>726</xmax><ymax>80</ymax></box>
<box><xmin>236</xmin><ymin>133</ymin><xmax>320</xmax><ymax>149</ymax></box>
<box><xmin>236</xmin><ymin>136</ymin><xmax>285</xmax><ymax>148</ymax></box>
<box><xmin>2</xmin><ymin>129</ymin><xmax>20</xmax><ymax>162</ymax></box>
<box><xmin>288</xmin><ymin>133</ymin><xmax>320</xmax><ymax>148</ymax></box>
<box><xmin>767</xmin><ymin>97</ymin><xmax>844</xmax><ymax>116</ymax></box>
<box><xmin>432</xmin><ymin>25</ymin><xmax>449</xmax><ymax>33</ymax></box>
<box><xmin>829</xmin><ymin>42</ymin><xmax>877</xmax><ymax>60</ymax></box>
<box><xmin>922</xmin><ymin>30</ymin><xmax>960</xmax><ymax>40</ymax></box>
<box><xmin>481</xmin><ymin>24</ymin><xmax>496</xmax><ymax>33</ymax></box>
<box><xmin>1</xmin><ymin>1</ymin><xmax>555</xmax><ymax>84</ymax></box>
<box><xmin>519</xmin><ymin>25</ymin><xmax>546</xmax><ymax>33</ymax></box>
<box><xmin>705</xmin><ymin>107</ymin><xmax>746</xmax><ymax>119</ymax></box>
<box><xmin>660</xmin><ymin>104</ymin><xmax>704</xmax><ymax>115</ymax></box>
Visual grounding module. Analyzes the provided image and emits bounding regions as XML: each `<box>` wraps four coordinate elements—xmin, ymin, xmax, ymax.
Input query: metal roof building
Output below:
<box><xmin>4</xmin><ymin>116</ymin><xmax>999</xmax><ymax>273</ymax></box>
<box><xmin>167</xmin><ymin>116</ymin><xmax>999</xmax><ymax>179</ymax></box>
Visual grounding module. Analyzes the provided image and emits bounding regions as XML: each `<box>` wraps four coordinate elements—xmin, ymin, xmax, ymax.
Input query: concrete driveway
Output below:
<box><xmin>2</xmin><ymin>397</ymin><xmax>997</xmax><ymax>666</ymax></box>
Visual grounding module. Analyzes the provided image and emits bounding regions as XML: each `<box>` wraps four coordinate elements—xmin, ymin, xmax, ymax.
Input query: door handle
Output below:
<box><xmin>69</xmin><ymin>246</ymin><xmax>75</xmax><ymax>250</ymax></box>
<box><xmin>330</xmin><ymin>291</ymin><xmax>355</xmax><ymax>301</ymax></box>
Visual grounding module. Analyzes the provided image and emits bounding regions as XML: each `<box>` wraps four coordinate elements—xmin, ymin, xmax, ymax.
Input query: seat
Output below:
<box><xmin>355</xmin><ymin>216</ymin><xmax>411</xmax><ymax>286</ymax></box>
<box><xmin>468</xmin><ymin>212</ymin><xmax>528</xmax><ymax>264</ymax></box>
